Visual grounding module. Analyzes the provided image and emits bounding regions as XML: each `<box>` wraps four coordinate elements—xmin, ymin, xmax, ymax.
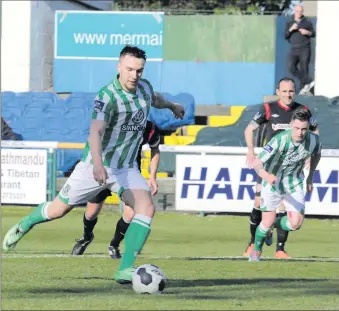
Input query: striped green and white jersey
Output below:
<box><xmin>258</xmin><ymin>129</ymin><xmax>322</xmax><ymax>194</ymax></box>
<box><xmin>81</xmin><ymin>75</ymin><xmax>153</xmax><ymax>169</ymax></box>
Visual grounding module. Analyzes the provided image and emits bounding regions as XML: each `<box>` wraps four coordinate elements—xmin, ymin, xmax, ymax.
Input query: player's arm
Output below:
<box><xmin>306</xmin><ymin>138</ymin><xmax>322</xmax><ymax>192</ymax></box>
<box><xmin>148</xmin><ymin>127</ymin><xmax>161</xmax><ymax>195</ymax></box>
<box><xmin>89</xmin><ymin>95</ymin><xmax>115</xmax><ymax>183</ymax></box>
<box><xmin>253</xmin><ymin>137</ymin><xmax>280</xmax><ymax>186</ymax></box>
<box><xmin>244</xmin><ymin>105</ymin><xmax>268</xmax><ymax>167</ymax></box>
<box><xmin>152</xmin><ymin>92</ymin><xmax>185</xmax><ymax>119</ymax></box>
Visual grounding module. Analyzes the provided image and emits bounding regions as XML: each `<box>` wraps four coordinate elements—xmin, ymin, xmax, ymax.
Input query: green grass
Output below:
<box><xmin>2</xmin><ymin>207</ymin><xmax>339</xmax><ymax>310</ymax></box>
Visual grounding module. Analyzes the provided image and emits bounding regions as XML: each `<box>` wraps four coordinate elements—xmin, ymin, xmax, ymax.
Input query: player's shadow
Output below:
<box><xmin>167</xmin><ymin>277</ymin><xmax>328</xmax><ymax>288</ymax></box>
<box><xmin>165</xmin><ymin>278</ymin><xmax>339</xmax><ymax>299</ymax></box>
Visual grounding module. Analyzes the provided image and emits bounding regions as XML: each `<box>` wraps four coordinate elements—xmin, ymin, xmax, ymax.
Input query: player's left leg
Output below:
<box><xmin>108</xmin><ymin>204</ymin><xmax>135</xmax><ymax>259</ymax></box>
<box><xmin>275</xmin><ymin>189</ymin><xmax>305</xmax><ymax>244</ymax></box>
<box><xmin>111</xmin><ymin>168</ymin><xmax>155</xmax><ymax>284</ymax></box>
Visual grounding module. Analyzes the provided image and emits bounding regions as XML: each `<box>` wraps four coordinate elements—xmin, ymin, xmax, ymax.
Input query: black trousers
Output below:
<box><xmin>288</xmin><ymin>46</ymin><xmax>312</xmax><ymax>89</ymax></box>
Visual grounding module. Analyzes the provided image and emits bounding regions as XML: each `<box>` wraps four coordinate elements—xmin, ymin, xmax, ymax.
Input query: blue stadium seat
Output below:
<box><xmin>44</xmin><ymin>107</ymin><xmax>66</xmax><ymax>119</ymax></box>
<box><xmin>24</xmin><ymin>107</ymin><xmax>46</xmax><ymax>118</ymax></box>
<box><xmin>2</xmin><ymin>107</ymin><xmax>23</xmax><ymax>119</ymax></box>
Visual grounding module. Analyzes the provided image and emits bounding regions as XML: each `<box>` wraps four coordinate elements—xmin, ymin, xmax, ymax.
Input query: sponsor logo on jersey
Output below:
<box><xmin>121</xmin><ymin>124</ymin><xmax>145</xmax><ymax>132</ymax></box>
<box><xmin>272</xmin><ymin>123</ymin><xmax>290</xmax><ymax>131</ymax></box>
<box><xmin>271</xmin><ymin>114</ymin><xmax>279</xmax><ymax>118</ymax></box>
<box><xmin>94</xmin><ymin>100</ymin><xmax>105</xmax><ymax>112</ymax></box>
<box><xmin>264</xmin><ymin>144</ymin><xmax>273</xmax><ymax>153</ymax></box>
<box><xmin>283</xmin><ymin>151</ymin><xmax>310</xmax><ymax>165</ymax></box>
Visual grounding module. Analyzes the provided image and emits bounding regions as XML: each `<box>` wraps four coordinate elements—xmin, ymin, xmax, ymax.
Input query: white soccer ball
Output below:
<box><xmin>132</xmin><ymin>264</ymin><xmax>167</xmax><ymax>294</ymax></box>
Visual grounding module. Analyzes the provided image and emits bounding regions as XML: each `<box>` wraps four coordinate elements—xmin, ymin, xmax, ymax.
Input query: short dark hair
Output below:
<box><xmin>278</xmin><ymin>77</ymin><xmax>295</xmax><ymax>89</ymax></box>
<box><xmin>292</xmin><ymin>108</ymin><xmax>310</xmax><ymax>122</ymax></box>
<box><xmin>120</xmin><ymin>45</ymin><xmax>146</xmax><ymax>60</ymax></box>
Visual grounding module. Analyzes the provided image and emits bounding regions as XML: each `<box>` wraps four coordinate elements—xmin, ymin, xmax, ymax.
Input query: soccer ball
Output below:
<box><xmin>132</xmin><ymin>264</ymin><xmax>167</xmax><ymax>294</ymax></box>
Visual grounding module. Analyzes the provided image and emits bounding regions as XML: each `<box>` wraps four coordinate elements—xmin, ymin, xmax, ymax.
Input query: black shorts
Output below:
<box><xmin>88</xmin><ymin>188</ymin><xmax>111</xmax><ymax>204</ymax></box>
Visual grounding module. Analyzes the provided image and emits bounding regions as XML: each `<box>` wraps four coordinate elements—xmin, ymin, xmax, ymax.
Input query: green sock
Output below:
<box><xmin>19</xmin><ymin>202</ymin><xmax>51</xmax><ymax>232</ymax></box>
<box><xmin>277</xmin><ymin>216</ymin><xmax>293</xmax><ymax>231</ymax></box>
<box><xmin>118</xmin><ymin>214</ymin><xmax>151</xmax><ymax>271</ymax></box>
<box><xmin>253</xmin><ymin>224</ymin><xmax>270</xmax><ymax>251</ymax></box>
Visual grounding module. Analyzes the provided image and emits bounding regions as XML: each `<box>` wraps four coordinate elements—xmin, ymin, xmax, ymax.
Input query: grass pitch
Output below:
<box><xmin>2</xmin><ymin>207</ymin><xmax>339</xmax><ymax>310</ymax></box>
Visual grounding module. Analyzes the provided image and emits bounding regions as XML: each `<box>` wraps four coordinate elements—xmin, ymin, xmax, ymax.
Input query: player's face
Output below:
<box><xmin>118</xmin><ymin>55</ymin><xmax>145</xmax><ymax>92</ymax></box>
<box><xmin>290</xmin><ymin>119</ymin><xmax>309</xmax><ymax>142</ymax></box>
<box><xmin>276</xmin><ymin>81</ymin><xmax>295</xmax><ymax>106</ymax></box>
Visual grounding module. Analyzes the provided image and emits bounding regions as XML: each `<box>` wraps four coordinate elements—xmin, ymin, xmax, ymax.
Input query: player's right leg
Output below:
<box><xmin>243</xmin><ymin>180</ymin><xmax>262</xmax><ymax>256</ymax></box>
<box><xmin>108</xmin><ymin>204</ymin><xmax>135</xmax><ymax>259</ymax></box>
<box><xmin>3</xmin><ymin>161</ymin><xmax>104</xmax><ymax>252</ymax></box>
<box><xmin>249</xmin><ymin>185</ymin><xmax>281</xmax><ymax>262</ymax></box>
<box><xmin>3</xmin><ymin>197</ymin><xmax>72</xmax><ymax>252</ymax></box>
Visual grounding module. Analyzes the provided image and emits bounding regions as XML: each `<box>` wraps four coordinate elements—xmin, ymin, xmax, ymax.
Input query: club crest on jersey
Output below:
<box><xmin>132</xmin><ymin>110</ymin><xmax>145</xmax><ymax>124</ymax></box>
<box><xmin>94</xmin><ymin>100</ymin><xmax>105</xmax><ymax>112</ymax></box>
<box><xmin>264</xmin><ymin>144</ymin><xmax>273</xmax><ymax>153</ymax></box>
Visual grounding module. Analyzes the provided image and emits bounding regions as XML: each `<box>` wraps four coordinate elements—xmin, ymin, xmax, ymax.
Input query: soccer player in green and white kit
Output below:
<box><xmin>3</xmin><ymin>45</ymin><xmax>185</xmax><ymax>284</ymax></box>
<box><xmin>249</xmin><ymin>108</ymin><xmax>322</xmax><ymax>261</ymax></box>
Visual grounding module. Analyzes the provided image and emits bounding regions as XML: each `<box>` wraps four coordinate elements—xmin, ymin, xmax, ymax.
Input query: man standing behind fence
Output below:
<box><xmin>285</xmin><ymin>4</ymin><xmax>315</xmax><ymax>95</ymax></box>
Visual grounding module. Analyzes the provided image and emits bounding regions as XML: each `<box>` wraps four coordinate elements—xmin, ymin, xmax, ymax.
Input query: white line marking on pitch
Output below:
<box><xmin>2</xmin><ymin>254</ymin><xmax>339</xmax><ymax>262</ymax></box>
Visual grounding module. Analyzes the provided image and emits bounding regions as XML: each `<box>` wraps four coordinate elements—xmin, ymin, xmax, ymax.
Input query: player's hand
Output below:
<box><xmin>148</xmin><ymin>177</ymin><xmax>158</xmax><ymax>195</ymax></box>
<box><xmin>267</xmin><ymin>174</ymin><xmax>278</xmax><ymax>186</ymax></box>
<box><xmin>171</xmin><ymin>103</ymin><xmax>185</xmax><ymax>119</ymax></box>
<box><xmin>93</xmin><ymin>163</ymin><xmax>108</xmax><ymax>185</ymax></box>
<box><xmin>246</xmin><ymin>151</ymin><xmax>256</xmax><ymax>168</ymax></box>
<box><xmin>299</xmin><ymin>28</ymin><xmax>309</xmax><ymax>35</ymax></box>
<box><xmin>306</xmin><ymin>175</ymin><xmax>314</xmax><ymax>192</ymax></box>
<box><xmin>290</xmin><ymin>23</ymin><xmax>298</xmax><ymax>31</ymax></box>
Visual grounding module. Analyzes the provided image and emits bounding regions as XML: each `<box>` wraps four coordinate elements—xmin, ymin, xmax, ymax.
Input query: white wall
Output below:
<box><xmin>1</xmin><ymin>0</ymin><xmax>105</xmax><ymax>92</ymax></box>
<box><xmin>1</xmin><ymin>1</ymin><xmax>32</xmax><ymax>92</ymax></box>
<box><xmin>314</xmin><ymin>1</ymin><xmax>339</xmax><ymax>98</ymax></box>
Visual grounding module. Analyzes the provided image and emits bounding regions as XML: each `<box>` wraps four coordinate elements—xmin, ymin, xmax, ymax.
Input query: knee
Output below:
<box><xmin>289</xmin><ymin>218</ymin><xmax>304</xmax><ymax>230</ymax></box>
<box><xmin>86</xmin><ymin>203</ymin><xmax>102</xmax><ymax>220</ymax></box>
<box><xmin>48</xmin><ymin>199</ymin><xmax>72</xmax><ymax>219</ymax></box>
<box><xmin>123</xmin><ymin>205</ymin><xmax>135</xmax><ymax>223</ymax></box>
<box><xmin>135</xmin><ymin>201</ymin><xmax>155</xmax><ymax>218</ymax></box>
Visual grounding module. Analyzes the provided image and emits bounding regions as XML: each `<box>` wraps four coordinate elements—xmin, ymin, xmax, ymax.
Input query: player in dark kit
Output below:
<box><xmin>72</xmin><ymin>120</ymin><xmax>161</xmax><ymax>258</ymax></box>
<box><xmin>243</xmin><ymin>77</ymin><xmax>319</xmax><ymax>258</ymax></box>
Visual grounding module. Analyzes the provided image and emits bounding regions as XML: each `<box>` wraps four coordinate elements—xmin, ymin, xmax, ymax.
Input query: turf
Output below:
<box><xmin>2</xmin><ymin>207</ymin><xmax>339</xmax><ymax>310</ymax></box>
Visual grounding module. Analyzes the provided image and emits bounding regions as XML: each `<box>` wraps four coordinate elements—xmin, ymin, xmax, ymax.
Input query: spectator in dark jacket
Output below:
<box><xmin>1</xmin><ymin>117</ymin><xmax>21</xmax><ymax>140</ymax></box>
<box><xmin>285</xmin><ymin>4</ymin><xmax>316</xmax><ymax>95</ymax></box>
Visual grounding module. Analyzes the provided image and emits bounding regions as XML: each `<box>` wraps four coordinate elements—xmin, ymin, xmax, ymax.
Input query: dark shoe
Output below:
<box><xmin>71</xmin><ymin>233</ymin><xmax>94</xmax><ymax>255</ymax></box>
<box><xmin>108</xmin><ymin>245</ymin><xmax>121</xmax><ymax>259</ymax></box>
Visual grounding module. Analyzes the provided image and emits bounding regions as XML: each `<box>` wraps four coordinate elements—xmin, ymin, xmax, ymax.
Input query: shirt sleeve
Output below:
<box><xmin>258</xmin><ymin>135</ymin><xmax>280</xmax><ymax>164</ymax></box>
<box><xmin>91</xmin><ymin>89</ymin><xmax>115</xmax><ymax>122</ymax></box>
<box><xmin>252</xmin><ymin>105</ymin><xmax>269</xmax><ymax>126</ymax></box>
<box><xmin>149</xmin><ymin>126</ymin><xmax>161</xmax><ymax>149</ymax></box>
<box><xmin>312</xmin><ymin>134</ymin><xmax>322</xmax><ymax>156</ymax></box>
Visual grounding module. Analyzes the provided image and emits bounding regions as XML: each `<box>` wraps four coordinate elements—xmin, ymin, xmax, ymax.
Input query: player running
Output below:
<box><xmin>3</xmin><ymin>45</ymin><xmax>185</xmax><ymax>284</ymax></box>
<box><xmin>249</xmin><ymin>108</ymin><xmax>322</xmax><ymax>261</ymax></box>
<box><xmin>71</xmin><ymin>120</ymin><xmax>161</xmax><ymax>258</ymax></box>
<box><xmin>243</xmin><ymin>77</ymin><xmax>319</xmax><ymax>259</ymax></box>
